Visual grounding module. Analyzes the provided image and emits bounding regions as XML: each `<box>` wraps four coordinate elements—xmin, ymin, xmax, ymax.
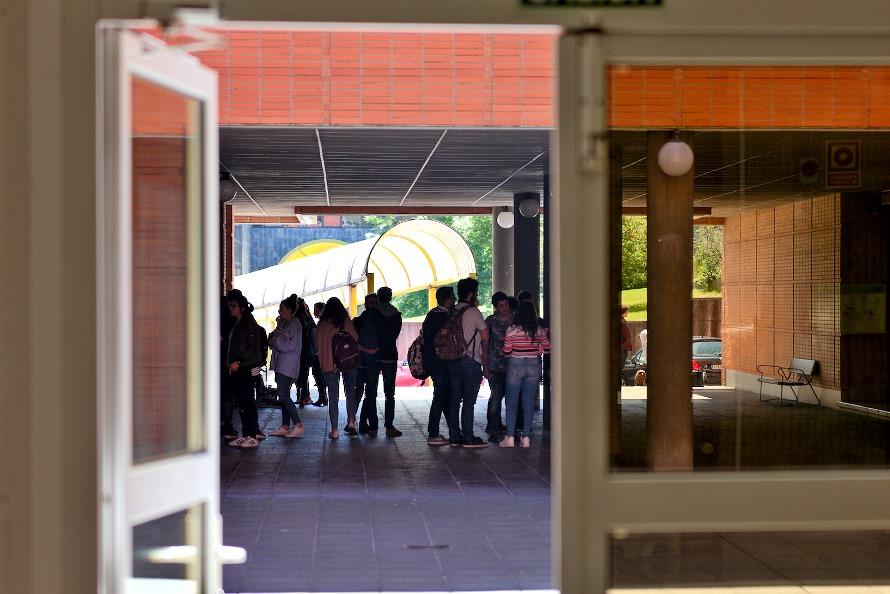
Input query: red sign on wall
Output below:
<box><xmin>825</xmin><ymin>140</ymin><xmax>861</xmax><ymax>189</ymax></box>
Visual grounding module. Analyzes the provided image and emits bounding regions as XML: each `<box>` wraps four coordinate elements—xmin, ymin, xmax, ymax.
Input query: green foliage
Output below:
<box><xmin>621</xmin><ymin>216</ymin><xmax>647</xmax><ymax>290</ymax></box>
<box><xmin>693</xmin><ymin>225</ymin><xmax>723</xmax><ymax>292</ymax></box>
<box><xmin>360</xmin><ymin>214</ymin><xmax>492</xmax><ymax>319</ymax></box>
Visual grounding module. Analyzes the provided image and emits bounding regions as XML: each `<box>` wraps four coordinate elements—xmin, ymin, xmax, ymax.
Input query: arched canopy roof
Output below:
<box><xmin>235</xmin><ymin>219</ymin><xmax>476</xmax><ymax>311</ymax></box>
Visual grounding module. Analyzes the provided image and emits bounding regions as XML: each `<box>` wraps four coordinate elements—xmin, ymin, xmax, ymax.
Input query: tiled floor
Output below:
<box><xmin>221</xmin><ymin>385</ymin><xmax>890</xmax><ymax>593</ymax></box>
<box><xmin>221</xmin><ymin>386</ymin><xmax>551</xmax><ymax>593</ymax></box>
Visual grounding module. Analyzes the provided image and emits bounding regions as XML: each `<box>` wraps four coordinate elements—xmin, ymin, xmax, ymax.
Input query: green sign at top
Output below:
<box><xmin>521</xmin><ymin>0</ymin><xmax>661</xmax><ymax>6</ymax></box>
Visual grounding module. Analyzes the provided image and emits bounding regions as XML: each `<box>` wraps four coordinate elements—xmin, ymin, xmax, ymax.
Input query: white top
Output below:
<box><xmin>639</xmin><ymin>328</ymin><xmax>648</xmax><ymax>362</ymax></box>
<box><xmin>455</xmin><ymin>302</ymin><xmax>487</xmax><ymax>364</ymax></box>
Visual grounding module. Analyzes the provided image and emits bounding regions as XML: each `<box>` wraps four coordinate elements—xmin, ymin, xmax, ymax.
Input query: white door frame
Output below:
<box><xmin>97</xmin><ymin>26</ymin><xmax>221</xmax><ymax>594</ymax></box>
<box><xmin>93</xmin><ymin>4</ymin><xmax>890</xmax><ymax>593</ymax></box>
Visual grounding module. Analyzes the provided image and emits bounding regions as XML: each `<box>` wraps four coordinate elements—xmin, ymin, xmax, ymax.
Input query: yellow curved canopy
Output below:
<box><xmin>235</xmin><ymin>219</ymin><xmax>476</xmax><ymax>312</ymax></box>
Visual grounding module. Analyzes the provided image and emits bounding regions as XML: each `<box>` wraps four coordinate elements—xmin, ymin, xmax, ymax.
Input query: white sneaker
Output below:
<box><xmin>269</xmin><ymin>426</ymin><xmax>290</xmax><ymax>436</ymax></box>
<box><xmin>285</xmin><ymin>425</ymin><xmax>304</xmax><ymax>438</ymax></box>
<box><xmin>520</xmin><ymin>436</ymin><xmax>531</xmax><ymax>448</ymax></box>
<box><xmin>499</xmin><ymin>436</ymin><xmax>515</xmax><ymax>448</ymax></box>
<box><xmin>228</xmin><ymin>436</ymin><xmax>259</xmax><ymax>448</ymax></box>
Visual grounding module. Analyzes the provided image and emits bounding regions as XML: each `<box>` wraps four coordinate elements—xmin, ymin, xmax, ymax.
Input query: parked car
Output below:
<box><xmin>395</xmin><ymin>360</ymin><xmax>428</xmax><ymax>387</ymax></box>
<box><xmin>621</xmin><ymin>337</ymin><xmax>722</xmax><ymax>387</ymax></box>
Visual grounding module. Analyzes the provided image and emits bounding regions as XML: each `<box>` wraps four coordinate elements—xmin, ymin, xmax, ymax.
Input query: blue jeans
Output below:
<box><xmin>505</xmin><ymin>357</ymin><xmax>541</xmax><ymax>437</ymax></box>
<box><xmin>276</xmin><ymin>372</ymin><xmax>301</xmax><ymax>426</ymax></box>
<box><xmin>448</xmin><ymin>357</ymin><xmax>483</xmax><ymax>440</ymax></box>
<box><xmin>428</xmin><ymin>360</ymin><xmax>458</xmax><ymax>439</ymax></box>
<box><xmin>323</xmin><ymin>369</ymin><xmax>358</xmax><ymax>430</ymax></box>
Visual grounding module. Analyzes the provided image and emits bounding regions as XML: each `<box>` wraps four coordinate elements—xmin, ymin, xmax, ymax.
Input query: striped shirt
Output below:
<box><xmin>503</xmin><ymin>326</ymin><xmax>551</xmax><ymax>358</ymax></box>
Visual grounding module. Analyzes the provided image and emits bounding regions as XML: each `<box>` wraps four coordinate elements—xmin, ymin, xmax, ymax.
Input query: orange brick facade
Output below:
<box><xmin>723</xmin><ymin>195</ymin><xmax>841</xmax><ymax>390</ymax></box>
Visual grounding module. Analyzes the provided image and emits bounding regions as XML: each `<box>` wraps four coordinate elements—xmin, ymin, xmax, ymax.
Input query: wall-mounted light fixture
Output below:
<box><xmin>518</xmin><ymin>196</ymin><xmax>541</xmax><ymax>218</ymax></box>
<box><xmin>220</xmin><ymin>170</ymin><xmax>238</xmax><ymax>203</ymax></box>
<box><xmin>496</xmin><ymin>207</ymin><xmax>515</xmax><ymax>229</ymax></box>
<box><xmin>657</xmin><ymin>131</ymin><xmax>694</xmax><ymax>177</ymax></box>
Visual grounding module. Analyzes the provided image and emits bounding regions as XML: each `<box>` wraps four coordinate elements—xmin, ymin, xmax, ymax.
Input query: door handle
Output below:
<box><xmin>218</xmin><ymin>545</ymin><xmax>247</xmax><ymax>565</ymax></box>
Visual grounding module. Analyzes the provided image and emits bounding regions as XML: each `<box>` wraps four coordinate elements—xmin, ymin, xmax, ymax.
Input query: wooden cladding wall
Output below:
<box><xmin>723</xmin><ymin>195</ymin><xmax>841</xmax><ymax>390</ymax></box>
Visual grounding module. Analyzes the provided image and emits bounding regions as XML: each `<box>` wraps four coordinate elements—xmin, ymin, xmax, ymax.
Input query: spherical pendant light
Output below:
<box><xmin>657</xmin><ymin>133</ymin><xmax>694</xmax><ymax>177</ymax></box>
<box><xmin>496</xmin><ymin>209</ymin><xmax>515</xmax><ymax>229</ymax></box>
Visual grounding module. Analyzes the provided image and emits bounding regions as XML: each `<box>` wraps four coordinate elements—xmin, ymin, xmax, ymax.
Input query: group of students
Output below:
<box><xmin>420</xmin><ymin>279</ymin><xmax>550</xmax><ymax>449</ymax></box>
<box><xmin>220</xmin><ymin>276</ymin><xmax>549</xmax><ymax>450</ymax></box>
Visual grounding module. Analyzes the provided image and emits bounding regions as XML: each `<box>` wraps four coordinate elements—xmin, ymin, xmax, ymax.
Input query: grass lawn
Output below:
<box><xmin>622</xmin><ymin>287</ymin><xmax>721</xmax><ymax>321</ymax></box>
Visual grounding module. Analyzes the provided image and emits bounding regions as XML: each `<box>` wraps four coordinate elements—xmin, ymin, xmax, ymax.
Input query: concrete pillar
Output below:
<box><xmin>492</xmin><ymin>206</ymin><xmax>515</xmax><ymax>295</ymax></box>
<box><xmin>514</xmin><ymin>191</ymin><xmax>541</xmax><ymax>307</ymax></box>
<box><xmin>646</xmin><ymin>131</ymin><xmax>694</xmax><ymax>471</ymax></box>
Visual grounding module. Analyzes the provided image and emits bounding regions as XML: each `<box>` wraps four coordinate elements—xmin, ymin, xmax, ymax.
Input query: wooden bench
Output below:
<box><xmin>756</xmin><ymin>358</ymin><xmax>820</xmax><ymax>406</ymax></box>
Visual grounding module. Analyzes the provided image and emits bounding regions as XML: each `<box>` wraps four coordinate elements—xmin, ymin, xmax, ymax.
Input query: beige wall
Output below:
<box><xmin>723</xmin><ymin>195</ymin><xmax>841</xmax><ymax>390</ymax></box>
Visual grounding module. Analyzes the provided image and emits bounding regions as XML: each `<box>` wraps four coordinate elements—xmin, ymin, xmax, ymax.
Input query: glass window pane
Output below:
<box><xmin>610</xmin><ymin>65</ymin><xmax>890</xmax><ymax>472</ymax></box>
<box><xmin>131</xmin><ymin>76</ymin><xmax>205</xmax><ymax>463</ymax></box>
<box><xmin>131</xmin><ymin>506</ymin><xmax>204</xmax><ymax>594</ymax></box>
<box><xmin>610</xmin><ymin>530</ymin><xmax>890</xmax><ymax>591</ymax></box>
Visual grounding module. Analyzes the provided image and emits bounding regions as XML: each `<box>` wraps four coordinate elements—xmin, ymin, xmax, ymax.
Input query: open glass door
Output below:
<box><xmin>556</xmin><ymin>25</ymin><xmax>890</xmax><ymax>593</ymax></box>
<box><xmin>98</xmin><ymin>27</ymin><xmax>238</xmax><ymax>594</ymax></box>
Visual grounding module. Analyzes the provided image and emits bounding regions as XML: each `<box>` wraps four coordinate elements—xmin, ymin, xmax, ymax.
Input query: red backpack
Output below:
<box><xmin>332</xmin><ymin>329</ymin><xmax>361</xmax><ymax>372</ymax></box>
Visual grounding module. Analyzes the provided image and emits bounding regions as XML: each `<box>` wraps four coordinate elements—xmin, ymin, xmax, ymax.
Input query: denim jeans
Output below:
<box><xmin>448</xmin><ymin>356</ymin><xmax>483</xmax><ymax>440</ymax></box>
<box><xmin>486</xmin><ymin>370</ymin><xmax>506</xmax><ymax>433</ymax></box>
<box><xmin>323</xmin><ymin>369</ymin><xmax>358</xmax><ymax>430</ymax></box>
<box><xmin>505</xmin><ymin>357</ymin><xmax>541</xmax><ymax>437</ymax></box>
<box><xmin>276</xmin><ymin>372</ymin><xmax>301</xmax><ymax>426</ymax></box>
<box><xmin>427</xmin><ymin>360</ymin><xmax>458</xmax><ymax>439</ymax></box>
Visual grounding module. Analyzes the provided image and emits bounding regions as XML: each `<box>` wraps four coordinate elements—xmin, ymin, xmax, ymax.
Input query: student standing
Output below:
<box><xmin>267</xmin><ymin>294</ymin><xmax>305</xmax><ymax>438</ymax></box>
<box><xmin>485</xmin><ymin>291</ymin><xmax>512</xmax><ymax>442</ymax></box>
<box><xmin>354</xmin><ymin>293</ymin><xmax>382</xmax><ymax>436</ymax></box>
<box><xmin>225</xmin><ymin>294</ymin><xmax>265</xmax><ymax>448</ymax></box>
<box><xmin>316</xmin><ymin>297</ymin><xmax>360</xmax><ymax>440</ymax></box>
<box><xmin>445</xmin><ymin>277</ymin><xmax>490</xmax><ymax>448</ymax></box>
<box><xmin>422</xmin><ymin>286</ymin><xmax>457</xmax><ymax>446</ymax></box>
<box><xmin>373</xmin><ymin>287</ymin><xmax>403</xmax><ymax>437</ymax></box>
<box><xmin>500</xmin><ymin>301</ymin><xmax>550</xmax><ymax>448</ymax></box>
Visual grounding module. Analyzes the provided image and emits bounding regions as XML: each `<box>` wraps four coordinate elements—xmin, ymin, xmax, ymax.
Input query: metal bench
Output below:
<box><xmin>757</xmin><ymin>358</ymin><xmax>820</xmax><ymax>406</ymax></box>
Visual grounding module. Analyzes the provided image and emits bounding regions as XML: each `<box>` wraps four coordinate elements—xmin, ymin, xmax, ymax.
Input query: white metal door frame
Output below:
<box><xmin>97</xmin><ymin>26</ymin><xmax>221</xmax><ymax>594</ymax></box>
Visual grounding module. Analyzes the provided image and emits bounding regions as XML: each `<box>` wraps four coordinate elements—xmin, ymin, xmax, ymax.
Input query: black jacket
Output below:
<box><xmin>421</xmin><ymin>306</ymin><xmax>449</xmax><ymax>370</ymax></box>
<box><xmin>226</xmin><ymin>314</ymin><xmax>265</xmax><ymax>369</ymax></box>
<box><xmin>375</xmin><ymin>302</ymin><xmax>402</xmax><ymax>361</ymax></box>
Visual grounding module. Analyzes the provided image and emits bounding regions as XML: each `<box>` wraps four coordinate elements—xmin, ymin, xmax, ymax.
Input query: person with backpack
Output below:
<box><xmin>500</xmin><ymin>301</ymin><xmax>551</xmax><ymax>448</ymax></box>
<box><xmin>437</xmin><ymin>277</ymin><xmax>489</xmax><ymax>448</ymax></box>
<box><xmin>422</xmin><ymin>286</ymin><xmax>457</xmax><ymax>446</ymax></box>
<box><xmin>296</xmin><ymin>299</ymin><xmax>327</xmax><ymax>408</ymax></box>
<box><xmin>485</xmin><ymin>291</ymin><xmax>513</xmax><ymax>442</ymax></box>
<box><xmin>316</xmin><ymin>297</ymin><xmax>361</xmax><ymax>440</ymax></box>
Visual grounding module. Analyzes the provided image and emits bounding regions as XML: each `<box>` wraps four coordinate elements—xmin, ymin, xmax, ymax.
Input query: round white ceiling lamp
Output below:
<box><xmin>518</xmin><ymin>196</ymin><xmax>541</xmax><ymax>218</ymax></box>
<box><xmin>220</xmin><ymin>171</ymin><xmax>238</xmax><ymax>203</ymax></box>
<box><xmin>657</xmin><ymin>131</ymin><xmax>694</xmax><ymax>177</ymax></box>
<box><xmin>496</xmin><ymin>209</ymin><xmax>515</xmax><ymax>229</ymax></box>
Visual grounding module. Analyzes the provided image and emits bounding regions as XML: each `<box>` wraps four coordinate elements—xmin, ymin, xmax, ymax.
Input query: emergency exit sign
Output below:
<box><xmin>521</xmin><ymin>0</ymin><xmax>661</xmax><ymax>6</ymax></box>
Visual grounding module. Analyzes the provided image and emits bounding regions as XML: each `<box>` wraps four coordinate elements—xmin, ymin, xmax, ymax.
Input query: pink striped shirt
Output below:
<box><xmin>503</xmin><ymin>326</ymin><xmax>550</xmax><ymax>358</ymax></box>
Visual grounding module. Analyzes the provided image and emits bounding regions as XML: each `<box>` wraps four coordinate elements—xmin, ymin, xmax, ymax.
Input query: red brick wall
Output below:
<box><xmin>723</xmin><ymin>195</ymin><xmax>840</xmax><ymax>389</ymax></box>
<box><xmin>197</xmin><ymin>31</ymin><xmax>555</xmax><ymax>127</ymax></box>
<box><xmin>132</xmin><ymin>137</ymin><xmax>190</xmax><ymax>462</ymax></box>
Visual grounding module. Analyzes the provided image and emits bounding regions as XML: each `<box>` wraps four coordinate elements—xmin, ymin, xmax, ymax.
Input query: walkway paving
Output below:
<box><xmin>221</xmin><ymin>385</ymin><xmax>890</xmax><ymax>593</ymax></box>
<box><xmin>221</xmin><ymin>387</ymin><xmax>552</xmax><ymax>594</ymax></box>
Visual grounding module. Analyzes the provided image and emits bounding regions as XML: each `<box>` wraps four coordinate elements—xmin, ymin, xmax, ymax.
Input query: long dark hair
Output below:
<box><xmin>319</xmin><ymin>296</ymin><xmax>348</xmax><ymax>329</ymax></box>
<box><xmin>514</xmin><ymin>301</ymin><xmax>540</xmax><ymax>339</ymax></box>
<box><xmin>281</xmin><ymin>293</ymin><xmax>299</xmax><ymax>316</ymax></box>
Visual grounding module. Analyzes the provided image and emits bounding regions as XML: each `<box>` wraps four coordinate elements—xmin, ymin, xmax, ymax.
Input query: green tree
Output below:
<box><xmin>621</xmin><ymin>216</ymin><xmax>647</xmax><ymax>290</ymax></box>
<box><xmin>693</xmin><ymin>225</ymin><xmax>723</xmax><ymax>292</ymax></box>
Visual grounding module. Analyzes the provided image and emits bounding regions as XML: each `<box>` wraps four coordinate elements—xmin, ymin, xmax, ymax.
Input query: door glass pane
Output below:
<box><xmin>131</xmin><ymin>506</ymin><xmax>204</xmax><ymax>594</ymax></box>
<box><xmin>610</xmin><ymin>530</ymin><xmax>890</xmax><ymax>591</ymax></box>
<box><xmin>131</xmin><ymin>76</ymin><xmax>205</xmax><ymax>463</ymax></box>
<box><xmin>608</xmin><ymin>65</ymin><xmax>890</xmax><ymax>472</ymax></box>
